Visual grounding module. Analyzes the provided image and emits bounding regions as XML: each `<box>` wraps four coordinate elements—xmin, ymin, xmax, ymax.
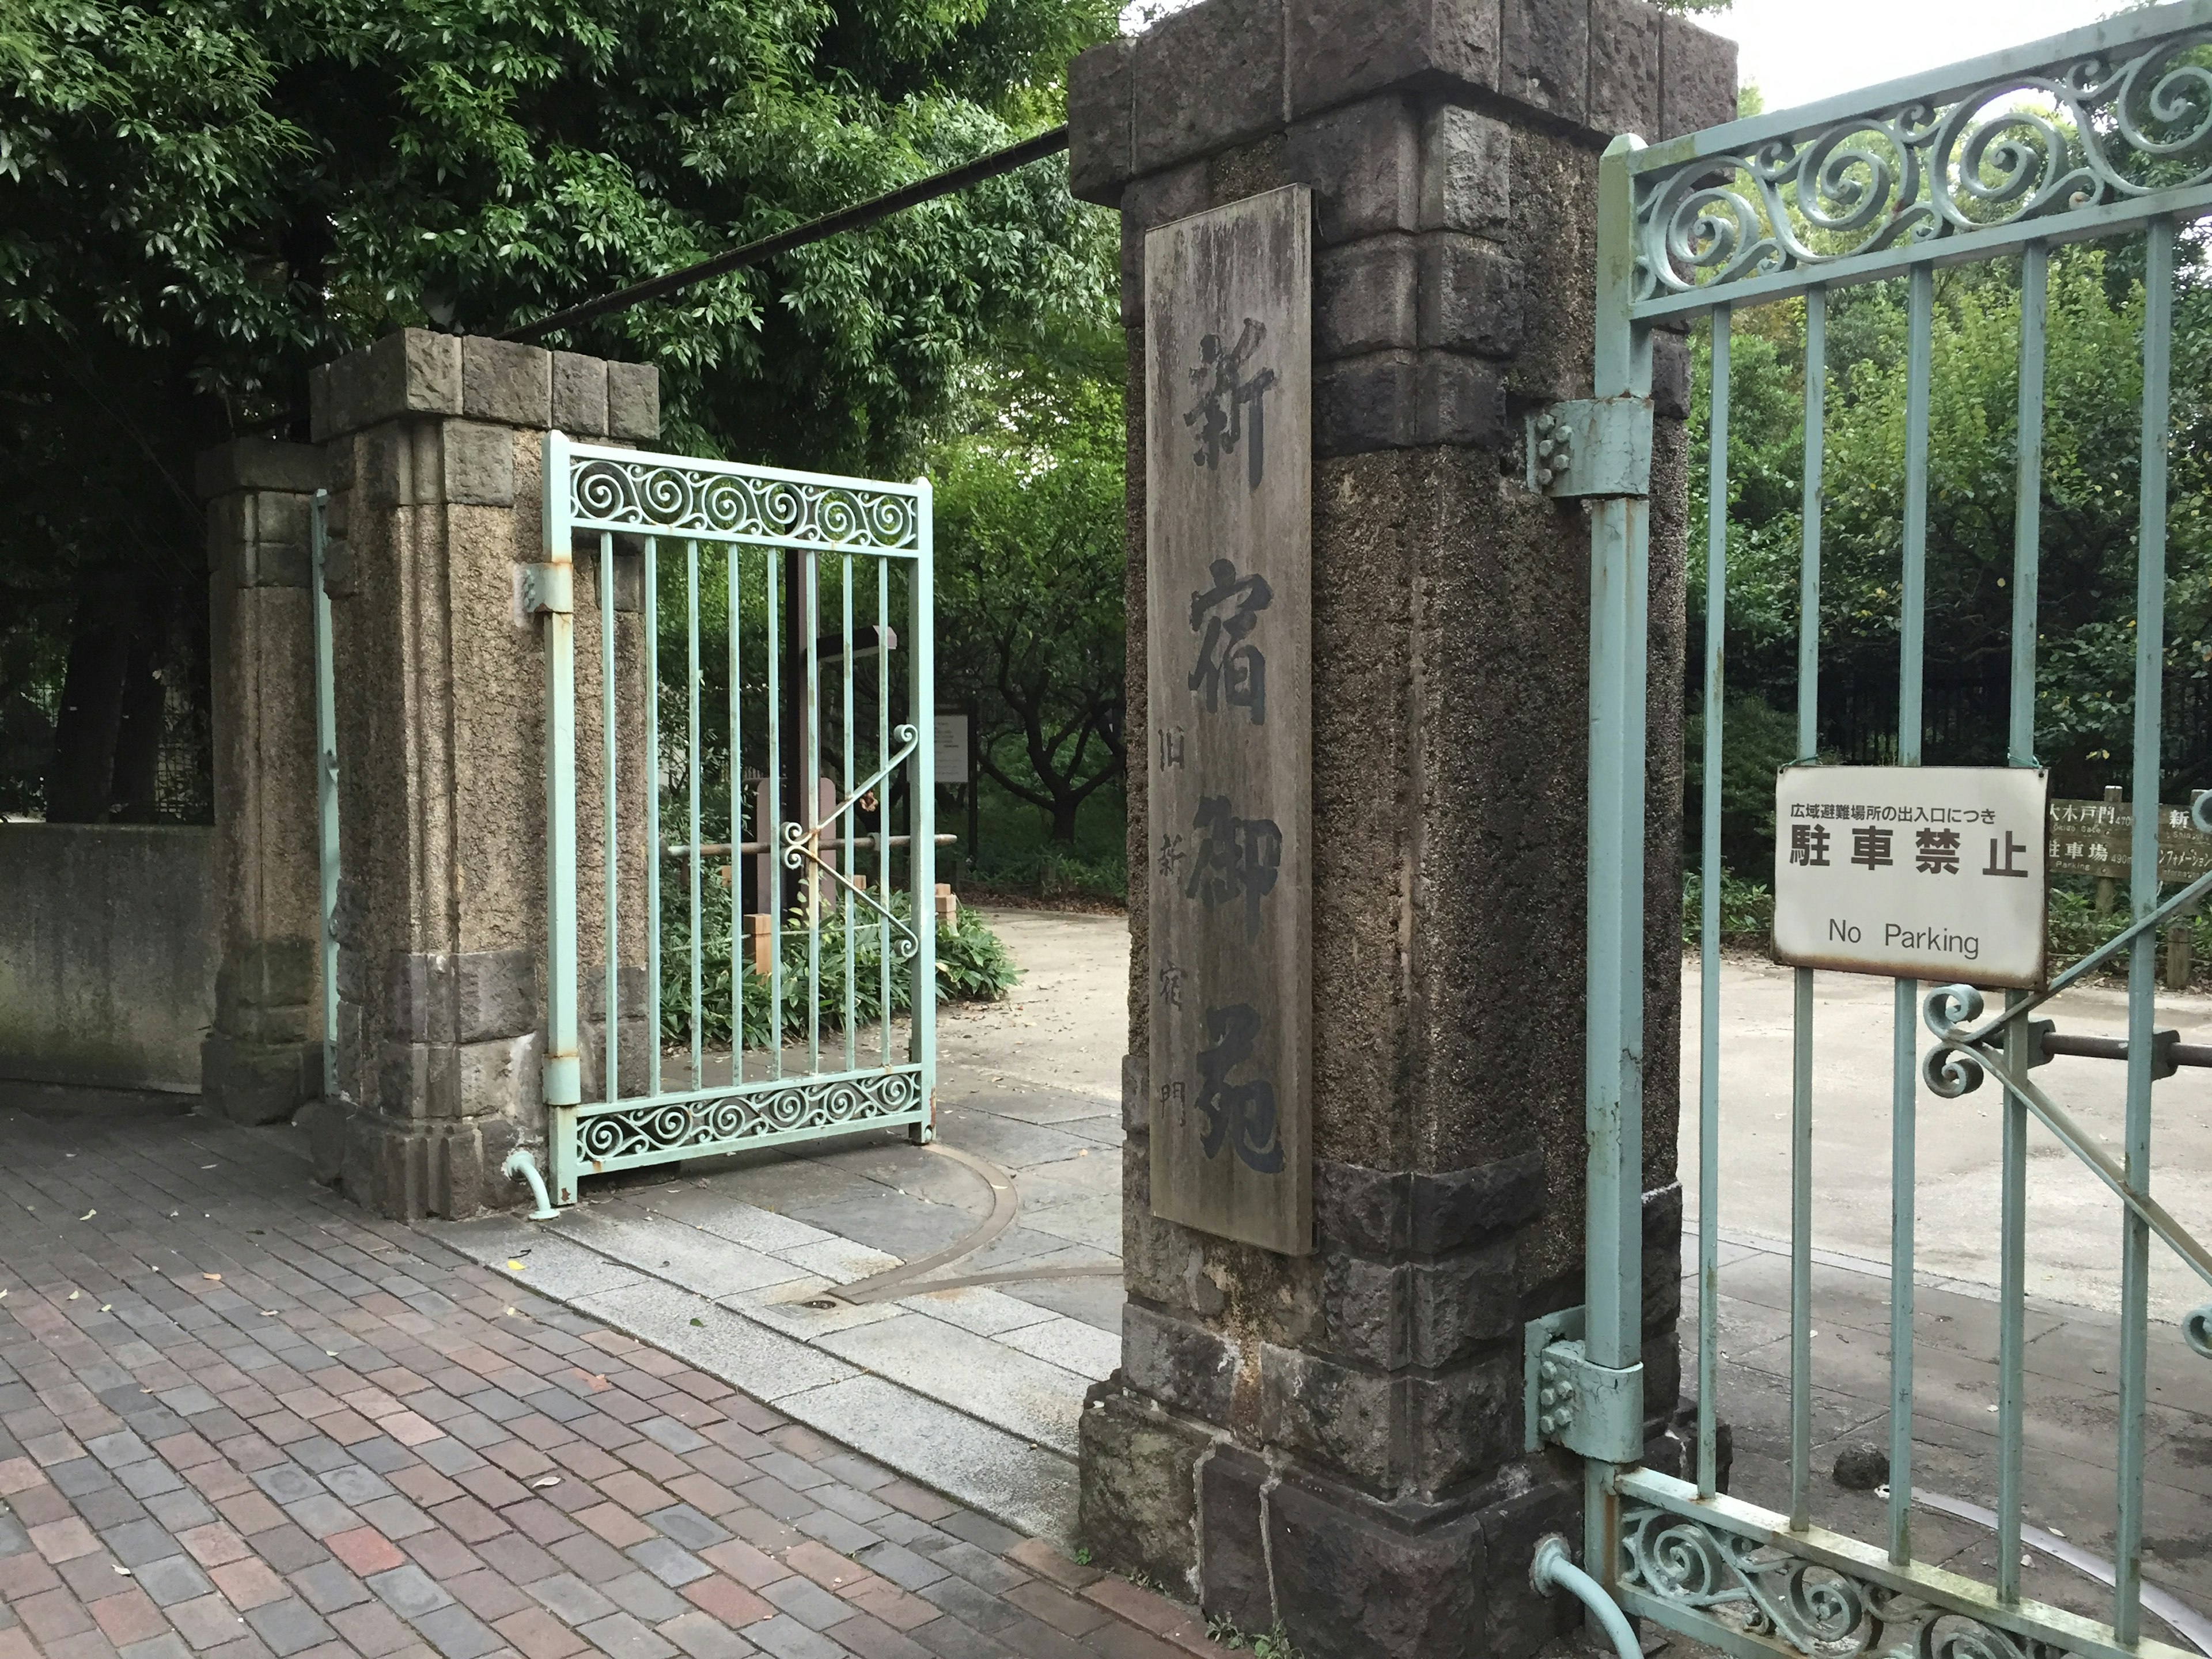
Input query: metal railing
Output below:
<box><xmin>1574</xmin><ymin>6</ymin><xmax>2212</xmax><ymax>1657</ymax></box>
<box><xmin>534</xmin><ymin>437</ymin><xmax>936</xmax><ymax>1206</ymax></box>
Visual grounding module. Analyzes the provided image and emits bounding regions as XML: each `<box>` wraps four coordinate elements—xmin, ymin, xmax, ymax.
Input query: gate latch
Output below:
<box><xmin>522</xmin><ymin>562</ymin><xmax>574</xmax><ymax>615</ymax></box>
<box><xmin>1525</xmin><ymin>1306</ymin><xmax>1645</xmax><ymax>1463</ymax></box>
<box><xmin>1529</xmin><ymin>398</ymin><xmax>1652</xmax><ymax>501</ymax></box>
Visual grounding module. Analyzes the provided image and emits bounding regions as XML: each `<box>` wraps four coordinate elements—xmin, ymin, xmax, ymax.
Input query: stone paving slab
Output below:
<box><xmin>0</xmin><ymin>1083</ymin><xmax>1229</xmax><ymax>1659</ymax></box>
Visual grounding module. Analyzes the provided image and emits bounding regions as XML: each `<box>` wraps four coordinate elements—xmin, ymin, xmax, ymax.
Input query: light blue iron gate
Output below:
<box><xmin>531</xmin><ymin>435</ymin><xmax>937</xmax><ymax>1207</ymax></box>
<box><xmin>1554</xmin><ymin>7</ymin><xmax>2212</xmax><ymax>1658</ymax></box>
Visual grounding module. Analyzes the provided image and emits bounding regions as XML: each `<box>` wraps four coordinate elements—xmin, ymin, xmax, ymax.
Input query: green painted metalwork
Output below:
<box><xmin>1624</xmin><ymin>2</ymin><xmax>2212</xmax><ymax>321</ymax></box>
<box><xmin>310</xmin><ymin>491</ymin><xmax>339</xmax><ymax>1100</ymax></box>
<box><xmin>1579</xmin><ymin>7</ymin><xmax>2212</xmax><ymax>1656</ymax></box>
<box><xmin>536</xmin><ymin>438</ymin><xmax>935</xmax><ymax>1192</ymax></box>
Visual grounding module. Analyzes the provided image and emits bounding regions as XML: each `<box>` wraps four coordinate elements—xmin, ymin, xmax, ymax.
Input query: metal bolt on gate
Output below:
<box><xmin>1541</xmin><ymin>6</ymin><xmax>2212</xmax><ymax>1657</ymax></box>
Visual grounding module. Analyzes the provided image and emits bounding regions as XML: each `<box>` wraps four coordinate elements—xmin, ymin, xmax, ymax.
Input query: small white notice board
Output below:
<box><xmin>1772</xmin><ymin>766</ymin><xmax>2049</xmax><ymax>988</ymax></box>
<box><xmin>933</xmin><ymin>712</ymin><xmax>971</xmax><ymax>786</ymax></box>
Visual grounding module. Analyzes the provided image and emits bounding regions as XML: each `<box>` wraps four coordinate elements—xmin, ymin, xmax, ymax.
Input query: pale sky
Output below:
<box><xmin>1709</xmin><ymin>0</ymin><xmax>2128</xmax><ymax>116</ymax></box>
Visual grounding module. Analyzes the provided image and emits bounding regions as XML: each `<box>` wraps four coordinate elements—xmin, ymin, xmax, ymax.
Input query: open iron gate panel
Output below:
<box><xmin>1554</xmin><ymin>7</ymin><xmax>2212</xmax><ymax>1659</ymax></box>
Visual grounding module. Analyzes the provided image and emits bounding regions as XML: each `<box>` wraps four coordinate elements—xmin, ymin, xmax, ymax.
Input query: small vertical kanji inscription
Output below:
<box><xmin>1145</xmin><ymin>187</ymin><xmax>1313</xmax><ymax>1255</ymax></box>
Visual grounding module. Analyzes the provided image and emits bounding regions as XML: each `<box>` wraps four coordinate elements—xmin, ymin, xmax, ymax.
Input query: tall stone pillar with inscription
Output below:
<box><xmin>1069</xmin><ymin>3</ymin><xmax>1732</xmax><ymax>1654</ymax></box>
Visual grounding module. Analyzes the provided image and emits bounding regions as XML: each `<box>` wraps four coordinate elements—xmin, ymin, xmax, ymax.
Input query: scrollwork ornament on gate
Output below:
<box><xmin>570</xmin><ymin>456</ymin><xmax>919</xmax><ymax>552</ymax></box>
<box><xmin>1619</xmin><ymin>1504</ymin><xmax>2081</xmax><ymax>1659</ymax></box>
<box><xmin>575</xmin><ymin>1070</ymin><xmax>922</xmax><ymax>1163</ymax></box>
<box><xmin>1919</xmin><ymin>982</ymin><xmax>1990</xmax><ymax>1099</ymax></box>
<box><xmin>1634</xmin><ymin>27</ymin><xmax>2212</xmax><ymax>302</ymax></box>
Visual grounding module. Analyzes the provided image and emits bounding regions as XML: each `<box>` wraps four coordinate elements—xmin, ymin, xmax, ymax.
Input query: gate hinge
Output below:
<box><xmin>1525</xmin><ymin>1306</ymin><xmax>1645</xmax><ymax>1463</ymax></box>
<box><xmin>1529</xmin><ymin>398</ymin><xmax>1652</xmax><ymax>501</ymax></box>
<box><xmin>522</xmin><ymin>562</ymin><xmax>574</xmax><ymax>615</ymax></box>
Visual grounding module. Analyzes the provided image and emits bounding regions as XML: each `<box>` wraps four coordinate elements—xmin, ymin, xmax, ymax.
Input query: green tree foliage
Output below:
<box><xmin>931</xmin><ymin>325</ymin><xmax>1126</xmax><ymax>842</ymax></box>
<box><xmin>0</xmin><ymin>0</ymin><xmax>1115</xmax><ymax>814</ymax></box>
<box><xmin>1687</xmin><ymin>247</ymin><xmax>2212</xmax><ymax>876</ymax></box>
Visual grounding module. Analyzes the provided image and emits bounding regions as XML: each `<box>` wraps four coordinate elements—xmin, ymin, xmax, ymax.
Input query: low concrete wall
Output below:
<box><xmin>0</xmin><ymin>825</ymin><xmax>220</xmax><ymax>1092</ymax></box>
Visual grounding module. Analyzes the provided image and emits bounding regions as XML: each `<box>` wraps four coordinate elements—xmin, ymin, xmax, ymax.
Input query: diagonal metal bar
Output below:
<box><xmin>1925</xmin><ymin>1036</ymin><xmax>2212</xmax><ymax>1295</ymax></box>
<box><xmin>1946</xmin><ymin>862</ymin><xmax>2212</xmax><ymax>1048</ymax></box>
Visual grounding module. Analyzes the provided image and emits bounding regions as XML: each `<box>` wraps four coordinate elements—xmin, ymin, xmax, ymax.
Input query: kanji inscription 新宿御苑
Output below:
<box><xmin>1145</xmin><ymin>187</ymin><xmax>1313</xmax><ymax>1255</ymax></box>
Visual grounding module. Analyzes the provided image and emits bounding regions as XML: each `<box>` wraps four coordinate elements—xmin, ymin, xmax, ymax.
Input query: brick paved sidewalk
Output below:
<box><xmin>0</xmin><ymin>1087</ymin><xmax>1228</xmax><ymax>1659</ymax></box>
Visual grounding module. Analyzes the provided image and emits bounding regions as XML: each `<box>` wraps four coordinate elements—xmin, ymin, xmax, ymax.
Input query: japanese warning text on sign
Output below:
<box><xmin>1772</xmin><ymin>766</ymin><xmax>2050</xmax><ymax>988</ymax></box>
<box><xmin>1146</xmin><ymin>186</ymin><xmax>1313</xmax><ymax>1256</ymax></box>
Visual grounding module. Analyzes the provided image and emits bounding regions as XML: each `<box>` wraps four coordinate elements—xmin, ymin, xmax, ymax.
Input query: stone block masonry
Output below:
<box><xmin>292</xmin><ymin>328</ymin><xmax>658</xmax><ymax>1219</ymax></box>
<box><xmin>1069</xmin><ymin>1</ymin><xmax>1724</xmax><ymax>1654</ymax></box>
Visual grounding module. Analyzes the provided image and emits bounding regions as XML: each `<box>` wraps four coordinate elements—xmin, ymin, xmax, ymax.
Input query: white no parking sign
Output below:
<box><xmin>1771</xmin><ymin>766</ymin><xmax>2050</xmax><ymax>988</ymax></box>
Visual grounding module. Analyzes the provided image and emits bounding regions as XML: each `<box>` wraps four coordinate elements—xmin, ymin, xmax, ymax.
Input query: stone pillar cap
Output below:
<box><xmin>1069</xmin><ymin>0</ymin><xmax>1738</xmax><ymax>207</ymax></box>
<box><xmin>309</xmin><ymin>327</ymin><xmax>661</xmax><ymax>445</ymax></box>
<box><xmin>194</xmin><ymin>437</ymin><xmax>325</xmax><ymax>499</ymax></box>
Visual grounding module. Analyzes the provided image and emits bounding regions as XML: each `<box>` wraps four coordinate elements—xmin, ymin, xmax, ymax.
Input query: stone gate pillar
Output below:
<box><xmin>198</xmin><ymin>439</ymin><xmax>328</xmax><ymax>1125</ymax></box>
<box><xmin>1070</xmin><ymin>3</ymin><xmax>1731</xmax><ymax>1654</ymax></box>
<box><xmin>299</xmin><ymin>329</ymin><xmax>659</xmax><ymax>1217</ymax></box>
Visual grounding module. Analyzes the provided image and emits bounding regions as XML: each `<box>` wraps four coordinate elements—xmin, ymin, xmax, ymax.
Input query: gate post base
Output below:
<box><xmin>299</xmin><ymin>1097</ymin><xmax>525</xmax><ymax>1221</ymax></box>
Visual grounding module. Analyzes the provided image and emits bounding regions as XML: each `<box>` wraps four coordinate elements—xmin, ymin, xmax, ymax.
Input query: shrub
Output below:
<box><xmin>659</xmin><ymin>874</ymin><xmax>1020</xmax><ymax>1050</ymax></box>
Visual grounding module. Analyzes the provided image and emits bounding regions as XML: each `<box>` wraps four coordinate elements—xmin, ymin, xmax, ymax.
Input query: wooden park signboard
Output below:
<box><xmin>1145</xmin><ymin>186</ymin><xmax>1313</xmax><ymax>1256</ymax></box>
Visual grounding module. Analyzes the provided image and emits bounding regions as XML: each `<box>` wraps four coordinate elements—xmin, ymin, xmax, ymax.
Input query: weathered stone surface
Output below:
<box><xmin>1834</xmin><ymin>1441</ymin><xmax>1890</xmax><ymax>1491</ymax></box>
<box><xmin>1069</xmin><ymin>36</ymin><xmax>1137</xmax><ymax>206</ymax></box>
<box><xmin>1501</xmin><ymin>0</ymin><xmax>1588</xmax><ymax>124</ymax></box>
<box><xmin>195</xmin><ymin>437</ymin><xmax>325</xmax><ymax>499</ymax></box>
<box><xmin>1078</xmin><ymin>1387</ymin><xmax>1208</xmax><ymax>1597</ymax></box>
<box><xmin>1266</xmin><ymin>1476</ymin><xmax>1484</xmax><ymax>1659</ymax></box>
<box><xmin>1122</xmin><ymin>1049</ymin><xmax>1150</xmax><ymax>1134</ymax></box>
<box><xmin>460</xmin><ymin>335</ymin><xmax>552</xmax><ymax>427</ymax></box>
<box><xmin>200</xmin><ymin>1034</ymin><xmax>320</xmax><ymax>1127</ymax></box>
<box><xmin>1287</xmin><ymin>0</ymin><xmax>1502</xmax><ymax>121</ymax></box>
<box><xmin>1117</xmin><ymin>162</ymin><xmax>1211</xmax><ymax>327</ymax></box>
<box><xmin>387</xmin><ymin>948</ymin><xmax>538</xmax><ymax>1045</ymax></box>
<box><xmin>1418</xmin><ymin>233</ymin><xmax>1523</xmax><ymax>359</ymax></box>
<box><xmin>1282</xmin><ymin>98</ymin><xmax>1422</xmax><ymax>246</ymax></box>
<box><xmin>442</xmin><ymin>419</ymin><xmax>517</xmax><ymax>506</ymax></box>
<box><xmin>552</xmin><ymin>351</ymin><xmax>611</xmax><ymax>437</ymax></box>
<box><xmin>1197</xmin><ymin>1445</ymin><xmax>1272</xmax><ymax>1631</ymax></box>
<box><xmin>1654</xmin><ymin>330</ymin><xmax>1692</xmax><ymax>420</ymax></box>
<box><xmin>1589</xmin><ymin>0</ymin><xmax>1662</xmax><ymax>138</ymax></box>
<box><xmin>1315</xmin><ymin>351</ymin><xmax>1418</xmax><ymax>454</ymax></box>
<box><xmin>1090</xmin><ymin>3</ymin><xmax>1719</xmax><ymax>1645</ymax></box>
<box><xmin>1317</xmin><ymin>236</ymin><xmax>1419</xmax><ymax>359</ymax></box>
<box><xmin>608</xmin><ymin>358</ymin><xmax>662</xmax><ymax>440</ymax></box>
<box><xmin>1417</xmin><ymin>104</ymin><xmax>1512</xmax><ymax>235</ymax></box>
<box><xmin>1660</xmin><ymin>11</ymin><xmax>1740</xmax><ymax>138</ymax></box>
<box><xmin>309</xmin><ymin>328</ymin><xmax>462</xmax><ymax>442</ymax></box>
<box><xmin>1132</xmin><ymin>0</ymin><xmax>1283</xmax><ymax>177</ymax></box>
<box><xmin>1124</xmin><ymin>1302</ymin><xmax>1241</xmax><ymax>1422</ymax></box>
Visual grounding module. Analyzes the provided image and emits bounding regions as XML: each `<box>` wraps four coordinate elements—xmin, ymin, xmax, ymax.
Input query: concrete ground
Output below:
<box><xmin>430</xmin><ymin>911</ymin><xmax>1132</xmax><ymax>1546</ymax></box>
<box><xmin>434</xmin><ymin>909</ymin><xmax>2212</xmax><ymax>1643</ymax></box>
<box><xmin>12</xmin><ymin>907</ymin><xmax>2206</xmax><ymax>1654</ymax></box>
<box><xmin>0</xmin><ymin>1082</ymin><xmax>1229</xmax><ymax>1659</ymax></box>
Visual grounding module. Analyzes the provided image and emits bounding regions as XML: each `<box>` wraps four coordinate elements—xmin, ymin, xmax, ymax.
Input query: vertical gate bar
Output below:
<box><xmin>2115</xmin><ymin>214</ymin><xmax>2175</xmax><ymax>1649</ymax></box>
<box><xmin>730</xmin><ymin>548</ymin><xmax>745</xmax><ymax>1080</ymax></box>
<box><xmin>767</xmin><ymin>552</ymin><xmax>784</xmax><ymax>1079</ymax></box>
<box><xmin>1889</xmin><ymin>262</ymin><xmax>1935</xmax><ymax>1567</ymax></box>
<box><xmin>1997</xmin><ymin>242</ymin><xmax>2049</xmax><ymax>1605</ymax></box>
<box><xmin>687</xmin><ymin>540</ymin><xmax>703</xmax><ymax>1090</ymax></box>
<box><xmin>600</xmin><ymin>531</ymin><xmax>619</xmax><ymax>1105</ymax></box>
<box><xmin>1790</xmin><ymin>286</ymin><xmax>1827</xmax><ymax>1534</ymax></box>
<box><xmin>805</xmin><ymin>550</ymin><xmax>823</xmax><ymax>1075</ymax></box>
<box><xmin>1697</xmin><ymin>305</ymin><xmax>1731</xmax><ymax>1502</ymax></box>
<box><xmin>543</xmin><ymin>433</ymin><xmax>581</xmax><ymax>1204</ymax></box>
<box><xmin>843</xmin><ymin>554</ymin><xmax>857</xmax><ymax>1071</ymax></box>
<box><xmin>310</xmin><ymin>490</ymin><xmax>340</xmax><ymax>1101</ymax></box>
<box><xmin>912</xmin><ymin>484</ymin><xmax>938</xmax><ymax>1139</ymax></box>
<box><xmin>1584</xmin><ymin>135</ymin><xmax>1650</xmax><ymax>1594</ymax></box>
<box><xmin>878</xmin><ymin>557</ymin><xmax>892</xmax><ymax>1070</ymax></box>
<box><xmin>645</xmin><ymin>537</ymin><xmax>662</xmax><ymax>1101</ymax></box>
